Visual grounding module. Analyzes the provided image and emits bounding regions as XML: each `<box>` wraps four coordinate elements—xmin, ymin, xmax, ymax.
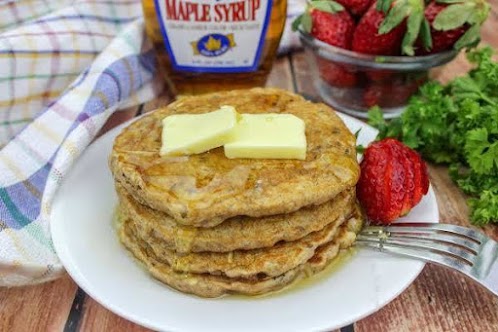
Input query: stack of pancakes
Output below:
<box><xmin>110</xmin><ymin>88</ymin><xmax>363</xmax><ymax>298</ymax></box>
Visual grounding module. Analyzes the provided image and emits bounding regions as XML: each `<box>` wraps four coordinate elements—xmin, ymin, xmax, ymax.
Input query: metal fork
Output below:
<box><xmin>356</xmin><ymin>223</ymin><xmax>498</xmax><ymax>297</ymax></box>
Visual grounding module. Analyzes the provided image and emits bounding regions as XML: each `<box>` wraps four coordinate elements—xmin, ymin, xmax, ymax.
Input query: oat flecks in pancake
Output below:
<box><xmin>121</xmin><ymin>207</ymin><xmax>351</xmax><ymax>278</ymax></box>
<box><xmin>110</xmin><ymin>88</ymin><xmax>359</xmax><ymax>227</ymax></box>
<box><xmin>117</xmin><ymin>213</ymin><xmax>361</xmax><ymax>298</ymax></box>
<box><xmin>117</xmin><ymin>184</ymin><xmax>356</xmax><ymax>253</ymax></box>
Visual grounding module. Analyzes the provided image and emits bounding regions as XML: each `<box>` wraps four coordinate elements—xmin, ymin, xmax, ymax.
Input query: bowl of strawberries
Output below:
<box><xmin>294</xmin><ymin>0</ymin><xmax>490</xmax><ymax>118</ymax></box>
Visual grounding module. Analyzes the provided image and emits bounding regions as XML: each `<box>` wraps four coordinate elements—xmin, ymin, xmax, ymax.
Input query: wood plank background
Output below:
<box><xmin>1</xmin><ymin>2</ymin><xmax>498</xmax><ymax>331</ymax></box>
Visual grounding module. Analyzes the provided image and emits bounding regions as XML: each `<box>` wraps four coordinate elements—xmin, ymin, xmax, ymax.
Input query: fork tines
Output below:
<box><xmin>356</xmin><ymin>222</ymin><xmax>498</xmax><ymax>297</ymax></box>
<box><xmin>356</xmin><ymin>223</ymin><xmax>487</xmax><ymax>273</ymax></box>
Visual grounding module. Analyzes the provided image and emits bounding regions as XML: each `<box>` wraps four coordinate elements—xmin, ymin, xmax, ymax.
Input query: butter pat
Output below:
<box><xmin>160</xmin><ymin>106</ymin><xmax>238</xmax><ymax>156</ymax></box>
<box><xmin>224</xmin><ymin>113</ymin><xmax>307</xmax><ymax>160</ymax></box>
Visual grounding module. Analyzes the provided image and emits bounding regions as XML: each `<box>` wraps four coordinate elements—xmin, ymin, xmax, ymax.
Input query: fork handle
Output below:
<box><xmin>356</xmin><ymin>241</ymin><xmax>498</xmax><ymax>297</ymax></box>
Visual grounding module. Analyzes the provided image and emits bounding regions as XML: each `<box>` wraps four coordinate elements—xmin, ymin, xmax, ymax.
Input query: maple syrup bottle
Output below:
<box><xmin>142</xmin><ymin>0</ymin><xmax>287</xmax><ymax>95</ymax></box>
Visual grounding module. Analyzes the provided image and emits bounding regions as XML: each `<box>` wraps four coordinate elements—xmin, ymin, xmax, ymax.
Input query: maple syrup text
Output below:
<box><xmin>165</xmin><ymin>0</ymin><xmax>261</xmax><ymax>22</ymax></box>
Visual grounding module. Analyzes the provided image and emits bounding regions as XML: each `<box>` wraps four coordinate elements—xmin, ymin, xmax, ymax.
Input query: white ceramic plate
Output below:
<box><xmin>51</xmin><ymin>112</ymin><xmax>439</xmax><ymax>332</ymax></box>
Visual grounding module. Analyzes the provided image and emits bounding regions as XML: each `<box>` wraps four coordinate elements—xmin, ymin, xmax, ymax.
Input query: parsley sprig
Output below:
<box><xmin>368</xmin><ymin>47</ymin><xmax>498</xmax><ymax>225</ymax></box>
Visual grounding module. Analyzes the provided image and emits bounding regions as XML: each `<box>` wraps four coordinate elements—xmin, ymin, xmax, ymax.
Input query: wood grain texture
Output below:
<box><xmin>352</xmin><ymin>6</ymin><xmax>498</xmax><ymax>330</ymax></box>
<box><xmin>290</xmin><ymin>51</ymin><xmax>321</xmax><ymax>100</ymax></box>
<box><xmin>0</xmin><ymin>274</ymin><xmax>77</xmax><ymax>332</ymax></box>
<box><xmin>288</xmin><ymin>9</ymin><xmax>498</xmax><ymax>330</ymax></box>
<box><xmin>77</xmin><ymin>296</ymin><xmax>151</xmax><ymax>332</ymax></box>
<box><xmin>266</xmin><ymin>56</ymin><xmax>294</xmax><ymax>90</ymax></box>
<box><xmin>2</xmin><ymin>3</ymin><xmax>498</xmax><ymax>330</ymax></box>
<box><xmin>355</xmin><ymin>165</ymin><xmax>498</xmax><ymax>332</ymax></box>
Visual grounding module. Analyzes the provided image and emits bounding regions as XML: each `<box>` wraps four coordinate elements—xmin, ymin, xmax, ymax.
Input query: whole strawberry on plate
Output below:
<box><xmin>357</xmin><ymin>138</ymin><xmax>430</xmax><ymax>224</ymax></box>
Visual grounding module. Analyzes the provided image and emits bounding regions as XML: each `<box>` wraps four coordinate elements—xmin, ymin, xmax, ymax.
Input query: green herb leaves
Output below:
<box><xmin>465</xmin><ymin>128</ymin><xmax>498</xmax><ymax>174</ymax></box>
<box><xmin>368</xmin><ymin>47</ymin><xmax>498</xmax><ymax>225</ymax></box>
<box><xmin>378</xmin><ymin>0</ymin><xmax>426</xmax><ymax>56</ymax></box>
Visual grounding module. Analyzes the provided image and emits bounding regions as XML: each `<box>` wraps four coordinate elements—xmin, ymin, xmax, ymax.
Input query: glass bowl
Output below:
<box><xmin>298</xmin><ymin>31</ymin><xmax>458</xmax><ymax>119</ymax></box>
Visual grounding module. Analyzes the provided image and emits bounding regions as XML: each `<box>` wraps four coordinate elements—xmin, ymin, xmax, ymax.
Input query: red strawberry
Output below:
<box><xmin>363</xmin><ymin>84</ymin><xmax>385</xmax><ymax>108</ymax></box>
<box><xmin>383</xmin><ymin>140</ymin><xmax>407</xmax><ymax>221</ymax></box>
<box><xmin>335</xmin><ymin>0</ymin><xmax>374</xmax><ymax>16</ymax></box>
<box><xmin>408</xmin><ymin>148</ymin><xmax>424</xmax><ymax>207</ymax></box>
<box><xmin>399</xmin><ymin>148</ymin><xmax>415</xmax><ymax>216</ymax></box>
<box><xmin>317</xmin><ymin>57</ymin><xmax>357</xmax><ymax>87</ymax></box>
<box><xmin>356</xmin><ymin>142</ymin><xmax>392</xmax><ymax>221</ymax></box>
<box><xmin>365</xmin><ymin>69</ymin><xmax>396</xmax><ymax>83</ymax></box>
<box><xmin>383</xmin><ymin>81</ymin><xmax>423</xmax><ymax>108</ymax></box>
<box><xmin>352</xmin><ymin>3</ymin><xmax>406</xmax><ymax>55</ymax></box>
<box><xmin>417</xmin><ymin>1</ymin><xmax>489</xmax><ymax>54</ymax></box>
<box><xmin>425</xmin><ymin>2</ymin><xmax>467</xmax><ymax>53</ymax></box>
<box><xmin>421</xmin><ymin>158</ymin><xmax>430</xmax><ymax>196</ymax></box>
<box><xmin>362</xmin><ymin>78</ymin><xmax>425</xmax><ymax>108</ymax></box>
<box><xmin>292</xmin><ymin>1</ymin><xmax>356</xmax><ymax>50</ymax></box>
<box><xmin>310</xmin><ymin>8</ymin><xmax>355</xmax><ymax>49</ymax></box>
<box><xmin>357</xmin><ymin>138</ymin><xmax>430</xmax><ymax>224</ymax></box>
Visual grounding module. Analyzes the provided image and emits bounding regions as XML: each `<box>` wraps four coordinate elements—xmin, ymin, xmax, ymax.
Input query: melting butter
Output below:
<box><xmin>174</xmin><ymin>227</ymin><xmax>198</xmax><ymax>254</ymax></box>
<box><xmin>160</xmin><ymin>105</ymin><xmax>239</xmax><ymax>156</ymax></box>
<box><xmin>224</xmin><ymin>113</ymin><xmax>307</xmax><ymax>160</ymax></box>
<box><xmin>160</xmin><ymin>106</ymin><xmax>307</xmax><ymax>160</ymax></box>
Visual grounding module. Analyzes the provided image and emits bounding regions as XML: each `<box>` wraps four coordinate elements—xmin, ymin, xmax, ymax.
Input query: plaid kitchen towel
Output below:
<box><xmin>0</xmin><ymin>0</ymin><xmax>305</xmax><ymax>286</ymax></box>
<box><xmin>0</xmin><ymin>0</ymin><xmax>160</xmax><ymax>286</ymax></box>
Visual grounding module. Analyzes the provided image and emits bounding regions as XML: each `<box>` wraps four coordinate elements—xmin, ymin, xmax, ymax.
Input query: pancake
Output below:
<box><xmin>117</xmin><ymin>184</ymin><xmax>356</xmax><ymax>253</ymax></box>
<box><xmin>110</xmin><ymin>88</ymin><xmax>359</xmax><ymax>227</ymax></box>
<box><xmin>117</xmin><ymin>211</ymin><xmax>362</xmax><ymax>298</ymax></box>
<box><xmin>120</xmin><ymin>204</ymin><xmax>354</xmax><ymax>278</ymax></box>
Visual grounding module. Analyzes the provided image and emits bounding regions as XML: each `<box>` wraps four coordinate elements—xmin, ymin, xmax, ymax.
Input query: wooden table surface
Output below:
<box><xmin>2</xmin><ymin>5</ymin><xmax>498</xmax><ymax>331</ymax></box>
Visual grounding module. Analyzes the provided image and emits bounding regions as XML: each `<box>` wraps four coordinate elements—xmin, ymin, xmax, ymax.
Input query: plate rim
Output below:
<box><xmin>50</xmin><ymin>110</ymin><xmax>438</xmax><ymax>331</ymax></box>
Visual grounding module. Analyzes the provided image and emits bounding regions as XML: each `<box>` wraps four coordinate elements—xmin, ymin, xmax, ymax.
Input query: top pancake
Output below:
<box><xmin>110</xmin><ymin>88</ymin><xmax>359</xmax><ymax>227</ymax></box>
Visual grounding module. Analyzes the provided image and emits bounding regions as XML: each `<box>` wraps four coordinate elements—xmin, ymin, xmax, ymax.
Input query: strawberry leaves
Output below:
<box><xmin>401</xmin><ymin>3</ymin><xmax>425</xmax><ymax>55</ymax></box>
<box><xmin>295</xmin><ymin>0</ymin><xmax>489</xmax><ymax>54</ymax></box>
<box><xmin>292</xmin><ymin>12</ymin><xmax>313</xmax><ymax>32</ymax></box>
<box><xmin>377</xmin><ymin>0</ymin><xmax>394</xmax><ymax>13</ymax></box>
<box><xmin>434</xmin><ymin>0</ymin><xmax>489</xmax><ymax>30</ymax></box>
<box><xmin>292</xmin><ymin>0</ymin><xmax>345</xmax><ymax>33</ymax></box>
<box><xmin>376</xmin><ymin>0</ymin><xmax>489</xmax><ymax>55</ymax></box>
<box><xmin>310</xmin><ymin>0</ymin><xmax>345</xmax><ymax>12</ymax></box>
<box><xmin>433</xmin><ymin>2</ymin><xmax>474</xmax><ymax>30</ymax></box>
<box><xmin>419</xmin><ymin>17</ymin><xmax>433</xmax><ymax>50</ymax></box>
<box><xmin>433</xmin><ymin>0</ymin><xmax>490</xmax><ymax>50</ymax></box>
<box><xmin>378</xmin><ymin>0</ymin><xmax>426</xmax><ymax>56</ymax></box>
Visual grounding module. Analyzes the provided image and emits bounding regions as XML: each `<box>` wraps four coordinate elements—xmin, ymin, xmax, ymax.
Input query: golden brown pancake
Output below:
<box><xmin>110</xmin><ymin>88</ymin><xmax>359</xmax><ymax>227</ymax></box>
<box><xmin>120</xmin><ymin>207</ymin><xmax>352</xmax><ymax>278</ymax></box>
<box><xmin>116</xmin><ymin>184</ymin><xmax>356</xmax><ymax>253</ymax></box>
<box><xmin>117</xmin><ymin>210</ymin><xmax>362</xmax><ymax>298</ymax></box>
